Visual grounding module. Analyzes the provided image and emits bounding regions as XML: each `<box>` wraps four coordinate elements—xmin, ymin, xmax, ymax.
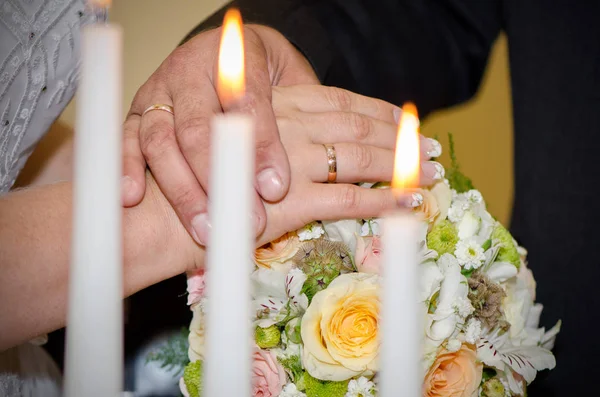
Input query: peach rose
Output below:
<box><xmin>252</xmin><ymin>348</ymin><xmax>286</xmax><ymax>397</ymax></box>
<box><xmin>412</xmin><ymin>188</ymin><xmax>440</xmax><ymax>226</ymax></box>
<box><xmin>423</xmin><ymin>344</ymin><xmax>482</xmax><ymax>397</ymax></box>
<box><xmin>254</xmin><ymin>232</ymin><xmax>300</xmax><ymax>269</ymax></box>
<box><xmin>301</xmin><ymin>273</ymin><xmax>380</xmax><ymax>381</ymax></box>
<box><xmin>354</xmin><ymin>236</ymin><xmax>383</xmax><ymax>274</ymax></box>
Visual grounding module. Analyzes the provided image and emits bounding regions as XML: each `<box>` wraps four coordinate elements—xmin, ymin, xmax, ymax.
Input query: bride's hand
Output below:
<box><xmin>154</xmin><ymin>85</ymin><xmax>444</xmax><ymax>269</ymax></box>
<box><xmin>256</xmin><ymin>85</ymin><xmax>444</xmax><ymax>246</ymax></box>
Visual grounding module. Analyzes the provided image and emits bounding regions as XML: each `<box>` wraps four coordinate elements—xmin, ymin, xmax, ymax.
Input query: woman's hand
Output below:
<box><xmin>255</xmin><ymin>85</ymin><xmax>444</xmax><ymax>246</ymax></box>
<box><xmin>162</xmin><ymin>85</ymin><xmax>445</xmax><ymax>264</ymax></box>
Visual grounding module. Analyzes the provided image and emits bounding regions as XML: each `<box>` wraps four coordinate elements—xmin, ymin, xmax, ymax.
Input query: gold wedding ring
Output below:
<box><xmin>323</xmin><ymin>144</ymin><xmax>337</xmax><ymax>183</ymax></box>
<box><xmin>142</xmin><ymin>104</ymin><xmax>174</xmax><ymax>117</ymax></box>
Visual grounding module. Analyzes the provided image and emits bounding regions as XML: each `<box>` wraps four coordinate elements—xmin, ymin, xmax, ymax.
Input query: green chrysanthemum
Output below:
<box><xmin>183</xmin><ymin>360</ymin><xmax>203</xmax><ymax>397</ymax></box>
<box><xmin>480</xmin><ymin>378</ymin><xmax>506</xmax><ymax>397</ymax></box>
<box><xmin>303</xmin><ymin>372</ymin><xmax>350</xmax><ymax>397</ymax></box>
<box><xmin>491</xmin><ymin>224</ymin><xmax>520</xmax><ymax>268</ymax></box>
<box><xmin>255</xmin><ymin>325</ymin><xmax>281</xmax><ymax>348</ymax></box>
<box><xmin>293</xmin><ymin>240</ymin><xmax>352</xmax><ymax>301</ymax></box>
<box><xmin>427</xmin><ymin>220</ymin><xmax>459</xmax><ymax>255</ymax></box>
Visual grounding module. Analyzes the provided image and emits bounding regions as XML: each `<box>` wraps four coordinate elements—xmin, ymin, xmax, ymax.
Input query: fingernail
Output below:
<box><xmin>410</xmin><ymin>192</ymin><xmax>424</xmax><ymax>207</ymax></box>
<box><xmin>393</xmin><ymin>107</ymin><xmax>402</xmax><ymax>123</ymax></box>
<box><xmin>426</xmin><ymin>138</ymin><xmax>442</xmax><ymax>158</ymax></box>
<box><xmin>424</xmin><ymin>161</ymin><xmax>445</xmax><ymax>180</ymax></box>
<box><xmin>397</xmin><ymin>192</ymin><xmax>424</xmax><ymax>209</ymax></box>
<box><xmin>191</xmin><ymin>213</ymin><xmax>211</xmax><ymax>246</ymax></box>
<box><xmin>257</xmin><ymin>168</ymin><xmax>283</xmax><ymax>200</ymax></box>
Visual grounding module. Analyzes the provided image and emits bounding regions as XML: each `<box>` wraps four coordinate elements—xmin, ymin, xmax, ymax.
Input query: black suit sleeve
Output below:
<box><xmin>186</xmin><ymin>0</ymin><xmax>502</xmax><ymax>118</ymax></box>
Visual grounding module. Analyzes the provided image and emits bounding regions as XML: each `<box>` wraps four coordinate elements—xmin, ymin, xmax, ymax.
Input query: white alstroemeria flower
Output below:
<box><xmin>454</xmin><ymin>238</ymin><xmax>485</xmax><ymax>270</ymax></box>
<box><xmin>322</xmin><ymin>219</ymin><xmax>362</xmax><ymax>253</ymax></box>
<box><xmin>252</xmin><ymin>268</ymin><xmax>308</xmax><ymax>327</ymax></box>
<box><xmin>420</xmin><ymin>241</ymin><xmax>439</xmax><ymax>263</ymax></box>
<box><xmin>457</xmin><ymin>210</ymin><xmax>481</xmax><ymax>239</ymax></box>
<box><xmin>427</xmin><ymin>254</ymin><xmax>470</xmax><ymax>343</ymax></box>
<box><xmin>279</xmin><ymin>383</ymin><xmax>307</xmax><ymax>397</ymax></box>
<box><xmin>297</xmin><ymin>222</ymin><xmax>325</xmax><ymax>241</ymax></box>
<box><xmin>345</xmin><ymin>376</ymin><xmax>377</xmax><ymax>397</ymax></box>
<box><xmin>477</xmin><ymin>328</ymin><xmax>556</xmax><ymax>395</ymax></box>
<box><xmin>484</xmin><ymin>260</ymin><xmax>518</xmax><ymax>284</ymax></box>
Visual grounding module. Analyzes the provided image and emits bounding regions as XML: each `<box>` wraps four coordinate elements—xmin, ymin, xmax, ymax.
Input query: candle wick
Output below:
<box><xmin>89</xmin><ymin>5</ymin><xmax>108</xmax><ymax>24</ymax></box>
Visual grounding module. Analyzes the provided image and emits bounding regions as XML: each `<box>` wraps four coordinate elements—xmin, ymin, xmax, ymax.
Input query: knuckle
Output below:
<box><xmin>353</xmin><ymin>144</ymin><xmax>373</xmax><ymax>172</ymax></box>
<box><xmin>348</xmin><ymin>112</ymin><xmax>372</xmax><ymax>141</ymax></box>
<box><xmin>327</xmin><ymin>87</ymin><xmax>352</xmax><ymax>111</ymax></box>
<box><xmin>176</xmin><ymin>116</ymin><xmax>211</xmax><ymax>152</ymax></box>
<box><xmin>337</xmin><ymin>185</ymin><xmax>361</xmax><ymax>211</ymax></box>
<box><xmin>170</xmin><ymin>185</ymin><xmax>199</xmax><ymax>214</ymax></box>
<box><xmin>164</xmin><ymin>47</ymin><xmax>190</xmax><ymax>72</ymax></box>
<box><xmin>141</xmin><ymin>121</ymin><xmax>175</xmax><ymax>159</ymax></box>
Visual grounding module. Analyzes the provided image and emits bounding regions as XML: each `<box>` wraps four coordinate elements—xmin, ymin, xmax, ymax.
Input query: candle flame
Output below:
<box><xmin>392</xmin><ymin>103</ymin><xmax>420</xmax><ymax>190</ymax></box>
<box><xmin>89</xmin><ymin>0</ymin><xmax>112</xmax><ymax>7</ymax></box>
<box><xmin>217</xmin><ymin>8</ymin><xmax>246</xmax><ymax>105</ymax></box>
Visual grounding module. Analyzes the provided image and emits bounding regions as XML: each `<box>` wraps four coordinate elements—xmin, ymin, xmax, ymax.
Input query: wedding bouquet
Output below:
<box><xmin>153</xmin><ymin>136</ymin><xmax>559</xmax><ymax>397</ymax></box>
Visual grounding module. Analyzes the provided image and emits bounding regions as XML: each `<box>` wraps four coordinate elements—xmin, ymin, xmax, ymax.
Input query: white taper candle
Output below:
<box><xmin>203</xmin><ymin>114</ymin><xmax>255</xmax><ymax>397</ymax></box>
<box><xmin>64</xmin><ymin>23</ymin><xmax>123</xmax><ymax>397</ymax></box>
<box><xmin>380</xmin><ymin>212</ymin><xmax>422</xmax><ymax>396</ymax></box>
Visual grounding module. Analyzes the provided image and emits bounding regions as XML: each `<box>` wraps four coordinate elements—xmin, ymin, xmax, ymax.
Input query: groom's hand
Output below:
<box><xmin>122</xmin><ymin>24</ymin><xmax>319</xmax><ymax>246</ymax></box>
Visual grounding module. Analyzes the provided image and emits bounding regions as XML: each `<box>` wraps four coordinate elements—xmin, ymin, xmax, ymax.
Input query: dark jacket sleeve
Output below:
<box><xmin>186</xmin><ymin>0</ymin><xmax>502</xmax><ymax>118</ymax></box>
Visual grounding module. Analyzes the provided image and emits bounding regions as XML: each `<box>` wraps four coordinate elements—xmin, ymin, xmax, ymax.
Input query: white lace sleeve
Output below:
<box><xmin>0</xmin><ymin>0</ymin><xmax>105</xmax><ymax>193</ymax></box>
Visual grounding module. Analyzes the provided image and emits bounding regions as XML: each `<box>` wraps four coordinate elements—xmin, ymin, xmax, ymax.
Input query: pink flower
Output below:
<box><xmin>186</xmin><ymin>269</ymin><xmax>206</xmax><ymax>306</ymax></box>
<box><xmin>355</xmin><ymin>236</ymin><xmax>383</xmax><ymax>274</ymax></box>
<box><xmin>252</xmin><ymin>348</ymin><xmax>286</xmax><ymax>397</ymax></box>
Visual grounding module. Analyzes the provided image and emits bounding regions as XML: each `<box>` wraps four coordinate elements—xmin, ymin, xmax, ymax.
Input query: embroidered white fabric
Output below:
<box><xmin>0</xmin><ymin>0</ymin><xmax>103</xmax><ymax>193</ymax></box>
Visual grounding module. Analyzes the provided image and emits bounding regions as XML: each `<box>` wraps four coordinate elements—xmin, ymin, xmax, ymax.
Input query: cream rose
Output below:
<box><xmin>429</xmin><ymin>181</ymin><xmax>452</xmax><ymax>225</ymax></box>
<box><xmin>254</xmin><ymin>232</ymin><xmax>300</xmax><ymax>269</ymax></box>
<box><xmin>188</xmin><ymin>305</ymin><xmax>206</xmax><ymax>362</ymax></box>
<box><xmin>301</xmin><ymin>273</ymin><xmax>380</xmax><ymax>381</ymax></box>
<box><xmin>423</xmin><ymin>344</ymin><xmax>482</xmax><ymax>397</ymax></box>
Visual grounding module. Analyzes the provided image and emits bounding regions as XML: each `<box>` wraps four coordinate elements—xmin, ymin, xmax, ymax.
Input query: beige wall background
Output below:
<box><xmin>58</xmin><ymin>0</ymin><xmax>514</xmax><ymax>225</ymax></box>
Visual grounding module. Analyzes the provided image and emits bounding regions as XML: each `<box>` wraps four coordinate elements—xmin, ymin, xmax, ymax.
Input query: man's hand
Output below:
<box><xmin>122</xmin><ymin>24</ymin><xmax>319</xmax><ymax>246</ymax></box>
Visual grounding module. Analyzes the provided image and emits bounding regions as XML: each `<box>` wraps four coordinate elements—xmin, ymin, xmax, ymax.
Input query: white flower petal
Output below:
<box><xmin>457</xmin><ymin>210</ymin><xmax>480</xmax><ymax>239</ymax></box>
<box><xmin>251</xmin><ymin>268</ymin><xmax>287</xmax><ymax>299</ymax></box>
<box><xmin>322</xmin><ymin>219</ymin><xmax>361</xmax><ymax>253</ymax></box>
<box><xmin>486</xmin><ymin>261</ymin><xmax>518</xmax><ymax>283</ymax></box>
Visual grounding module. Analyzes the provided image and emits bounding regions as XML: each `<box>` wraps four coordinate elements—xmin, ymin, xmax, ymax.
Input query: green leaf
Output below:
<box><xmin>446</xmin><ymin>133</ymin><xmax>475</xmax><ymax>193</ymax></box>
<box><xmin>482</xmin><ymin>367</ymin><xmax>497</xmax><ymax>381</ymax></box>
<box><xmin>482</xmin><ymin>239</ymin><xmax>492</xmax><ymax>251</ymax></box>
<box><xmin>146</xmin><ymin>327</ymin><xmax>190</xmax><ymax>376</ymax></box>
